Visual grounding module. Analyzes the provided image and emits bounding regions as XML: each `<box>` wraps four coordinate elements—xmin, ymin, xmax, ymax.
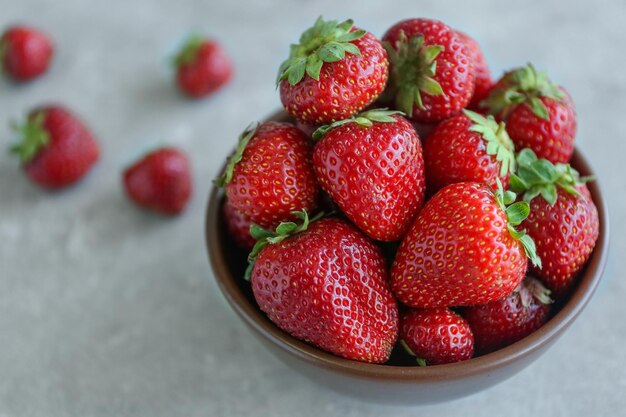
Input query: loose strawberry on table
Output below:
<box><xmin>248</xmin><ymin>212</ymin><xmax>399</xmax><ymax>363</ymax></box>
<box><xmin>480</xmin><ymin>64</ymin><xmax>576</xmax><ymax>164</ymax></box>
<box><xmin>456</xmin><ymin>31</ymin><xmax>492</xmax><ymax>110</ymax></box>
<box><xmin>312</xmin><ymin>109</ymin><xmax>425</xmax><ymax>241</ymax></box>
<box><xmin>10</xmin><ymin>106</ymin><xmax>99</xmax><ymax>189</ymax></box>
<box><xmin>278</xmin><ymin>17</ymin><xmax>389</xmax><ymax>125</ymax></box>
<box><xmin>382</xmin><ymin>18</ymin><xmax>475</xmax><ymax>123</ymax></box>
<box><xmin>1</xmin><ymin>25</ymin><xmax>53</xmax><ymax>82</ymax></box>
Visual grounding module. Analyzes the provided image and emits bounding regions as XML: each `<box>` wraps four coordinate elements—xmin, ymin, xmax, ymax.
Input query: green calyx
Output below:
<box><xmin>493</xmin><ymin>179</ymin><xmax>542</xmax><ymax>269</ymax></box>
<box><xmin>244</xmin><ymin>210</ymin><xmax>324</xmax><ymax>281</ymax></box>
<box><xmin>519</xmin><ymin>276</ymin><xmax>553</xmax><ymax>307</ymax></box>
<box><xmin>276</xmin><ymin>16</ymin><xmax>366</xmax><ymax>86</ymax></box>
<box><xmin>399</xmin><ymin>339</ymin><xmax>426</xmax><ymax>367</ymax></box>
<box><xmin>9</xmin><ymin>111</ymin><xmax>50</xmax><ymax>164</ymax></box>
<box><xmin>481</xmin><ymin>63</ymin><xmax>564</xmax><ymax>120</ymax></box>
<box><xmin>509</xmin><ymin>148</ymin><xmax>591</xmax><ymax>206</ymax></box>
<box><xmin>173</xmin><ymin>35</ymin><xmax>204</xmax><ymax>67</ymax></box>
<box><xmin>383</xmin><ymin>31</ymin><xmax>445</xmax><ymax>114</ymax></box>
<box><xmin>312</xmin><ymin>108</ymin><xmax>404</xmax><ymax>139</ymax></box>
<box><xmin>213</xmin><ymin>123</ymin><xmax>258</xmax><ymax>187</ymax></box>
<box><xmin>463</xmin><ymin>110</ymin><xmax>516</xmax><ymax>177</ymax></box>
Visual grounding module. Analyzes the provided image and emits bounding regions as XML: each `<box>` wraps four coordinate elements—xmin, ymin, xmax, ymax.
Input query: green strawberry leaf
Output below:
<box><xmin>312</xmin><ymin>108</ymin><xmax>404</xmax><ymax>140</ymax></box>
<box><xmin>173</xmin><ymin>35</ymin><xmax>204</xmax><ymax>68</ymax></box>
<box><xmin>464</xmin><ymin>110</ymin><xmax>516</xmax><ymax>177</ymax></box>
<box><xmin>213</xmin><ymin>123</ymin><xmax>258</xmax><ymax>187</ymax></box>
<box><xmin>9</xmin><ymin>111</ymin><xmax>50</xmax><ymax>164</ymax></box>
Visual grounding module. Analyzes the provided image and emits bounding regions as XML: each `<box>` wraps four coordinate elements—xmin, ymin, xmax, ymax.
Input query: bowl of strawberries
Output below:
<box><xmin>205</xmin><ymin>17</ymin><xmax>609</xmax><ymax>404</ymax></box>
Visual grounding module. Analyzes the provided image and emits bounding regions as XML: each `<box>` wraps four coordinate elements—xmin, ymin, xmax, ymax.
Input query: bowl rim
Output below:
<box><xmin>205</xmin><ymin>123</ymin><xmax>609</xmax><ymax>381</ymax></box>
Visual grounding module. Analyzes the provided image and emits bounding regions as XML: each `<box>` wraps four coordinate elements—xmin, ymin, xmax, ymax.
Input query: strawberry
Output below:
<box><xmin>248</xmin><ymin>212</ymin><xmax>399</xmax><ymax>363</ymax></box>
<box><xmin>400</xmin><ymin>308</ymin><xmax>474</xmax><ymax>365</ymax></box>
<box><xmin>509</xmin><ymin>149</ymin><xmax>600</xmax><ymax>296</ymax></box>
<box><xmin>423</xmin><ymin>110</ymin><xmax>515</xmax><ymax>193</ymax></box>
<box><xmin>312</xmin><ymin>109</ymin><xmax>425</xmax><ymax>241</ymax></box>
<box><xmin>480</xmin><ymin>64</ymin><xmax>576</xmax><ymax>163</ymax></box>
<box><xmin>455</xmin><ymin>31</ymin><xmax>493</xmax><ymax>110</ymax></box>
<box><xmin>214</xmin><ymin>122</ymin><xmax>319</xmax><ymax>228</ymax></box>
<box><xmin>0</xmin><ymin>25</ymin><xmax>53</xmax><ymax>82</ymax></box>
<box><xmin>223</xmin><ymin>199</ymin><xmax>255</xmax><ymax>249</ymax></box>
<box><xmin>278</xmin><ymin>17</ymin><xmax>388</xmax><ymax>125</ymax></box>
<box><xmin>10</xmin><ymin>106</ymin><xmax>99</xmax><ymax>189</ymax></box>
<box><xmin>382</xmin><ymin>18</ymin><xmax>475</xmax><ymax>123</ymax></box>
<box><xmin>391</xmin><ymin>181</ymin><xmax>541</xmax><ymax>308</ymax></box>
<box><xmin>463</xmin><ymin>276</ymin><xmax>552</xmax><ymax>354</ymax></box>
<box><xmin>174</xmin><ymin>35</ymin><xmax>233</xmax><ymax>98</ymax></box>
<box><xmin>123</xmin><ymin>147</ymin><xmax>192</xmax><ymax>215</ymax></box>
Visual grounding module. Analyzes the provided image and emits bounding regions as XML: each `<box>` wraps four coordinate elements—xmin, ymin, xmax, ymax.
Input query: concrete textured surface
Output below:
<box><xmin>1</xmin><ymin>0</ymin><xmax>625</xmax><ymax>416</ymax></box>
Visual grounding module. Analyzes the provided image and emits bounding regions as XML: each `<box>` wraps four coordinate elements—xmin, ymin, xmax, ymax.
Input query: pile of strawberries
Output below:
<box><xmin>217</xmin><ymin>17</ymin><xmax>600</xmax><ymax>365</ymax></box>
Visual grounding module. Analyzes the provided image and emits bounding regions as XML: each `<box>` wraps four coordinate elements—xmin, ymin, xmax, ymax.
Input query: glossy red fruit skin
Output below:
<box><xmin>382</xmin><ymin>19</ymin><xmax>474</xmax><ymax>122</ymax></box>
<box><xmin>391</xmin><ymin>182</ymin><xmax>527</xmax><ymax>308</ymax></box>
<box><xmin>463</xmin><ymin>279</ymin><xmax>551</xmax><ymax>354</ymax></box>
<box><xmin>401</xmin><ymin>308</ymin><xmax>474</xmax><ymax>365</ymax></box>
<box><xmin>523</xmin><ymin>186</ymin><xmax>599</xmax><ymax>296</ymax></box>
<box><xmin>251</xmin><ymin>218</ymin><xmax>399</xmax><ymax>363</ymax></box>
<box><xmin>24</xmin><ymin>106</ymin><xmax>99</xmax><ymax>188</ymax></box>
<box><xmin>423</xmin><ymin>113</ymin><xmax>509</xmax><ymax>192</ymax></box>
<box><xmin>223</xmin><ymin>199</ymin><xmax>255</xmax><ymax>250</ymax></box>
<box><xmin>226</xmin><ymin>122</ymin><xmax>319</xmax><ymax>228</ymax></box>
<box><xmin>313</xmin><ymin>115</ymin><xmax>425</xmax><ymax>241</ymax></box>
<box><xmin>1</xmin><ymin>26</ymin><xmax>53</xmax><ymax>81</ymax></box>
<box><xmin>280</xmin><ymin>31</ymin><xmax>388</xmax><ymax>125</ymax></box>
<box><xmin>177</xmin><ymin>40</ymin><xmax>233</xmax><ymax>98</ymax></box>
<box><xmin>456</xmin><ymin>31</ymin><xmax>492</xmax><ymax>110</ymax></box>
<box><xmin>123</xmin><ymin>147</ymin><xmax>192</xmax><ymax>215</ymax></box>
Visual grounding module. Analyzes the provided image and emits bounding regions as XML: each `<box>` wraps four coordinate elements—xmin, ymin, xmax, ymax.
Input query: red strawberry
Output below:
<box><xmin>312</xmin><ymin>109</ymin><xmax>425</xmax><ymax>241</ymax></box>
<box><xmin>174</xmin><ymin>36</ymin><xmax>233</xmax><ymax>98</ymax></box>
<box><xmin>223</xmin><ymin>199</ymin><xmax>255</xmax><ymax>249</ymax></box>
<box><xmin>214</xmin><ymin>122</ymin><xmax>319</xmax><ymax>228</ymax></box>
<box><xmin>400</xmin><ymin>308</ymin><xmax>474</xmax><ymax>365</ymax></box>
<box><xmin>124</xmin><ymin>147</ymin><xmax>192</xmax><ymax>215</ymax></box>
<box><xmin>382</xmin><ymin>18</ymin><xmax>475</xmax><ymax>123</ymax></box>
<box><xmin>463</xmin><ymin>276</ymin><xmax>552</xmax><ymax>354</ymax></box>
<box><xmin>10</xmin><ymin>106</ymin><xmax>99</xmax><ymax>188</ymax></box>
<box><xmin>510</xmin><ymin>149</ymin><xmax>600</xmax><ymax>296</ymax></box>
<box><xmin>0</xmin><ymin>25</ymin><xmax>53</xmax><ymax>81</ymax></box>
<box><xmin>423</xmin><ymin>110</ymin><xmax>515</xmax><ymax>192</ymax></box>
<box><xmin>248</xmin><ymin>213</ymin><xmax>399</xmax><ymax>363</ymax></box>
<box><xmin>278</xmin><ymin>17</ymin><xmax>388</xmax><ymax>125</ymax></box>
<box><xmin>456</xmin><ymin>31</ymin><xmax>492</xmax><ymax>109</ymax></box>
<box><xmin>391</xmin><ymin>181</ymin><xmax>541</xmax><ymax>308</ymax></box>
<box><xmin>480</xmin><ymin>64</ymin><xmax>576</xmax><ymax>163</ymax></box>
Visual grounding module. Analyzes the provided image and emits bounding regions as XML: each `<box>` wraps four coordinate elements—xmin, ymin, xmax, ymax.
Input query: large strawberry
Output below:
<box><xmin>455</xmin><ymin>31</ymin><xmax>493</xmax><ymax>109</ymax></box>
<box><xmin>312</xmin><ymin>109</ymin><xmax>425</xmax><ymax>241</ymax></box>
<box><xmin>463</xmin><ymin>276</ymin><xmax>552</xmax><ymax>354</ymax></box>
<box><xmin>1</xmin><ymin>25</ymin><xmax>53</xmax><ymax>82</ymax></box>
<box><xmin>510</xmin><ymin>149</ymin><xmax>599</xmax><ymax>296</ymax></box>
<box><xmin>391</xmin><ymin>181</ymin><xmax>541</xmax><ymax>308</ymax></box>
<box><xmin>10</xmin><ymin>105</ymin><xmax>99</xmax><ymax>189</ymax></box>
<box><xmin>423</xmin><ymin>110</ymin><xmax>515</xmax><ymax>192</ymax></box>
<box><xmin>278</xmin><ymin>17</ymin><xmax>388</xmax><ymax>125</ymax></box>
<box><xmin>480</xmin><ymin>64</ymin><xmax>576</xmax><ymax>164</ymax></box>
<box><xmin>214</xmin><ymin>122</ymin><xmax>319</xmax><ymax>228</ymax></box>
<box><xmin>248</xmin><ymin>212</ymin><xmax>399</xmax><ymax>363</ymax></box>
<box><xmin>382</xmin><ymin>18</ymin><xmax>475</xmax><ymax>123</ymax></box>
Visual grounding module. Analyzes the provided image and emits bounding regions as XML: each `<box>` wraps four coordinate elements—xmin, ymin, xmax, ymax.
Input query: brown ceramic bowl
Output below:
<box><xmin>205</xmin><ymin>112</ymin><xmax>609</xmax><ymax>405</ymax></box>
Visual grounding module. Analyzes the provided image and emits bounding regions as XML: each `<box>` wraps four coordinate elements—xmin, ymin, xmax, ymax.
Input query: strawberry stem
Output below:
<box><xmin>213</xmin><ymin>123</ymin><xmax>258</xmax><ymax>187</ymax></box>
<box><xmin>9</xmin><ymin>111</ymin><xmax>50</xmax><ymax>164</ymax></box>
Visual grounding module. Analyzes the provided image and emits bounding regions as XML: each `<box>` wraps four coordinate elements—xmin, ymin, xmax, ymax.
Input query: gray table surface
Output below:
<box><xmin>1</xmin><ymin>0</ymin><xmax>625</xmax><ymax>415</ymax></box>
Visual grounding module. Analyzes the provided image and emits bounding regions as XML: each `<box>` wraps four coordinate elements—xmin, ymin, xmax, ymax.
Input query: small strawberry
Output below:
<box><xmin>455</xmin><ymin>31</ymin><xmax>492</xmax><ymax>110</ymax></box>
<box><xmin>382</xmin><ymin>18</ymin><xmax>475</xmax><ymax>123</ymax></box>
<box><xmin>312</xmin><ymin>109</ymin><xmax>425</xmax><ymax>241</ymax></box>
<box><xmin>10</xmin><ymin>106</ymin><xmax>99</xmax><ymax>189</ymax></box>
<box><xmin>214</xmin><ymin>122</ymin><xmax>319</xmax><ymax>228</ymax></box>
<box><xmin>391</xmin><ymin>181</ymin><xmax>541</xmax><ymax>308</ymax></box>
<box><xmin>223</xmin><ymin>199</ymin><xmax>255</xmax><ymax>249</ymax></box>
<box><xmin>123</xmin><ymin>147</ymin><xmax>192</xmax><ymax>215</ymax></box>
<box><xmin>480</xmin><ymin>64</ymin><xmax>576</xmax><ymax>163</ymax></box>
<box><xmin>423</xmin><ymin>110</ymin><xmax>515</xmax><ymax>192</ymax></box>
<box><xmin>509</xmin><ymin>149</ymin><xmax>600</xmax><ymax>296</ymax></box>
<box><xmin>1</xmin><ymin>25</ymin><xmax>53</xmax><ymax>82</ymax></box>
<box><xmin>463</xmin><ymin>276</ymin><xmax>552</xmax><ymax>354</ymax></box>
<box><xmin>400</xmin><ymin>308</ymin><xmax>474</xmax><ymax>365</ymax></box>
<box><xmin>248</xmin><ymin>212</ymin><xmax>399</xmax><ymax>363</ymax></box>
<box><xmin>278</xmin><ymin>17</ymin><xmax>388</xmax><ymax>125</ymax></box>
<box><xmin>174</xmin><ymin>35</ymin><xmax>233</xmax><ymax>98</ymax></box>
